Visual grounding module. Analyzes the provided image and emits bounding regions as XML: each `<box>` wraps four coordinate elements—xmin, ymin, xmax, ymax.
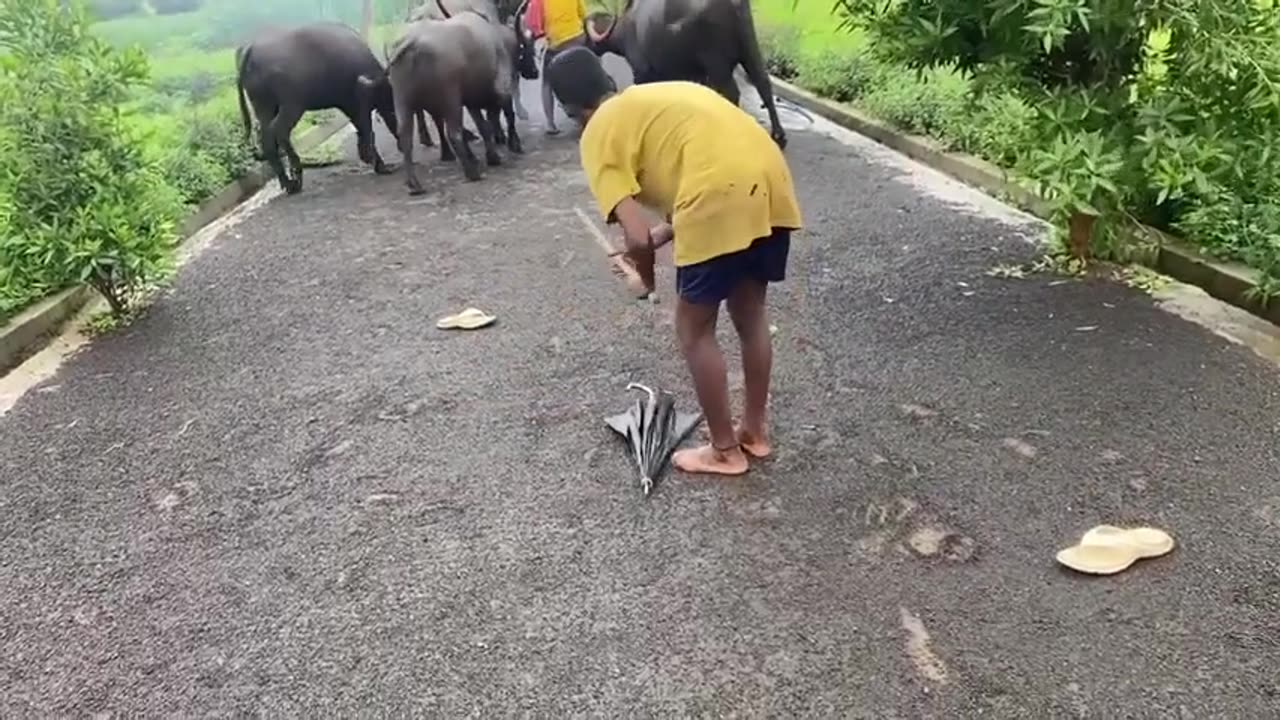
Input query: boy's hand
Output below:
<box><xmin>649</xmin><ymin>223</ymin><xmax>674</xmax><ymax>250</ymax></box>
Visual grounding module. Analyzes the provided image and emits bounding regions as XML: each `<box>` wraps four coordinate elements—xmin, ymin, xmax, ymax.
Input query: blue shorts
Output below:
<box><xmin>675</xmin><ymin>228</ymin><xmax>792</xmax><ymax>305</ymax></box>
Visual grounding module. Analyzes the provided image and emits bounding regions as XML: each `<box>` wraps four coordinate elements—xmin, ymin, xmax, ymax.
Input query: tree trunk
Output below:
<box><xmin>361</xmin><ymin>0</ymin><xmax>374</xmax><ymax>40</ymax></box>
<box><xmin>1068</xmin><ymin>212</ymin><xmax>1096</xmax><ymax>262</ymax></box>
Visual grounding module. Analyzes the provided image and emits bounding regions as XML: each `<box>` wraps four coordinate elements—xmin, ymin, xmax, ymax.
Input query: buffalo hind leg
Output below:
<box><xmin>497</xmin><ymin>99</ymin><xmax>521</xmax><ymax>154</ymax></box>
<box><xmin>416</xmin><ymin>110</ymin><xmax>435</xmax><ymax>148</ymax></box>
<box><xmin>467</xmin><ymin>105</ymin><xmax>502</xmax><ymax>168</ymax></box>
<box><xmin>735</xmin><ymin>14</ymin><xmax>787</xmax><ymax>148</ymax></box>
<box><xmin>444</xmin><ymin>104</ymin><xmax>482</xmax><ymax>181</ymax></box>
<box><xmin>700</xmin><ymin>52</ymin><xmax>741</xmax><ymax>109</ymax></box>
<box><xmin>253</xmin><ymin>100</ymin><xmax>289</xmax><ymax>191</ymax></box>
<box><xmin>433</xmin><ymin>114</ymin><xmax>455</xmax><ymax>163</ymax></box>
<box><xmin>346</xmin><ymin>106</ymin><xmax>392</xmax><ymax>174</ymax></box>
<box><xmin>397</xmin><ymin>99</ymin><xmax>426</xmax><ymax>195</ymax></box>
<box><xmin>270</xmin><ymin>103</ymin><xmax>306</xmax><ymax>194</ymax></box>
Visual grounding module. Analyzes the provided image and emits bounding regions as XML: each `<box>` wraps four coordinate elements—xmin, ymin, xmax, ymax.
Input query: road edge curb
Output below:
<box><xmin>770</xmin><ymin>77</ymin><xmax>1280</xmax><ymax>327</ymax></box>
<box><xmin>0</xmin><ymin>115</ymin><xmax>351</xmax><ymax>375</ymax></box>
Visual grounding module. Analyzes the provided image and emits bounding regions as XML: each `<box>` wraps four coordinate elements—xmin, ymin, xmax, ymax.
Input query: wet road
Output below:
<box><xmin>2</xmin><ymin>59</ymin><xmax>1280</xmax><ymax>716</ymax></box>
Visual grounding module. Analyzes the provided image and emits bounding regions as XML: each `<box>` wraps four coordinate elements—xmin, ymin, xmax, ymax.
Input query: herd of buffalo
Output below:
<box><xmin>234</xmin><ymin>0</ymin><xmax>788</xmax><ymax>196</ymax></box>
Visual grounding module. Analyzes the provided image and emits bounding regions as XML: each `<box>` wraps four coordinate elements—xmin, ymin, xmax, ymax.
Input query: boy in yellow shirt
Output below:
<box><xmin>531</xmin><ymin>0</ymin><xmax>588</xmax><ymax>135</ymax></box>
<box><xmin>548</xmin><ymin>47</ymin><xmax>804</xmax><ymax>477</ymax></box>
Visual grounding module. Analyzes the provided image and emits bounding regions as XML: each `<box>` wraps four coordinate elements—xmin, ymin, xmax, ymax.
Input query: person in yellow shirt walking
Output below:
<box><xmin>547</xmin><ymin>47</ymin><xmax>804</xmax><ymax>477</ymax></box>
<box><xmin>526</xmin><ymin>0</ymin><xmax>588</xmax><ymax>135</ymax></box>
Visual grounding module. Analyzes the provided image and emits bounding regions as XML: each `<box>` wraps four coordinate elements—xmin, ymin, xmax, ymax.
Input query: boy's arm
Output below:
<box><xmin>612</xmin><ymin>197</ymin><xmax>656</xmax><ymax>254</ymax></box>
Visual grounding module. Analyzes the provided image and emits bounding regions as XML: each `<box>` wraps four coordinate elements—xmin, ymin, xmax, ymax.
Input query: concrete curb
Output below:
<box><xmin>0</xmin><ymin>115</ymin><xmax>351</xmax><ymax>375</ymax></box>
<box><xmin>771</xmin><ymin>77</ymin><xmax>1280</xmax><ymax>327</ymax></box>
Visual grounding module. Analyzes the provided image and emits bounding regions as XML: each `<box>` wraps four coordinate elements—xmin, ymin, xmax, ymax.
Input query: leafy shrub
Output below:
<box><xmin>861</xmin><ymin>62</ymin><xmax>973</xmax><ymax>142</ymax></box>
<box><xmin>0</xmin><ymin>0</ymin><xmax>183</xmax><ymax>320</ymax></box>
<box><xmin>954</xmin><ymin>89</ymin><xmax>1037</xmax><ymax>166</ymax></box>
<box><xmin>830</xmin><ymin>0</ymin><xmax>1280</xmax><ymax>270</ymax></box>
<box><xmin>1177</xmin><ymin>197</ymin><xmax>1280</xmax><ymax>274</ymax></box>
<box><xmin>758</xmin><ymin>24</ymin><xmax>801</xmax><ymax>80</ymax></box>
<box><xmin>151</xmin><ymin>0</ymin><xmax>202</xmax><ymax>14</ymax></box>
<box><xmin>795</xmin><ymin>47</ymin><xmax>876</xmax><ymax>103</ymax></box>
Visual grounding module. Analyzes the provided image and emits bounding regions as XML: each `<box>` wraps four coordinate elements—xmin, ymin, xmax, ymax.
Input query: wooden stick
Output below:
<box><xmin>574</xmin><ymin>206</ymin><xmax>652</xmax><ymax>299</ymax></box>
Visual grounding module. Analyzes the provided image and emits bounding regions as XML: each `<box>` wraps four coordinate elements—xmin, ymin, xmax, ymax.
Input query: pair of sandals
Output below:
<box><xmin>1056</xmin><ymin>525</ymin><xmax>1175</xmax><ymax>575</ymax></box>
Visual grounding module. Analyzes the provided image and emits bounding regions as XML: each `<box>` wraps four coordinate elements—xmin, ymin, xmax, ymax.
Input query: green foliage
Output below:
<box><xmin>796</xmin><ymin>0</ymin><xmax>1280</xmax><ymax>281</ymax></box>
<box><xmin>0</xmin><ymin>0</ymin><xmax>183</xmax><ymax>321</ymax></box>
<box><xmin>954</xmin><ymin>89</ymin><xmax>1038</xmax><ymax>166</ymax></box>
<box><xmin>795</xmin><ymin>47</ymin><xmax>875</xmax><ymax>103</ymax></box>
<box><xmin>861</xmin><ymin>62</ymin><xmax>973</xmax><ymax>142</ymax></box>
<box><xmin>758</xmin><ymin>24</ymin><xmax>800</xmax><ymax>80</ymax></box>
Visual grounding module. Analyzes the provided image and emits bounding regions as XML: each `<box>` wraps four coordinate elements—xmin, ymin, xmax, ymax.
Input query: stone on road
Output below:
<box><xmin>1</xmin><ymin>65</ymin><xmax>1279</xmax><ymax>717</ymax></box>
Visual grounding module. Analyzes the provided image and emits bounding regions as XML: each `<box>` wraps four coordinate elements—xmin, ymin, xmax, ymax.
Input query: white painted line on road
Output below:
<box><xmin>899</xmin><ymin>606</ymin><xmax>951</xmax><ymax>685</ymax></box>
<box><xmin>0</xmin><ymin>322</ymin><xmax>92</xmax><ymax>418</ymax></box>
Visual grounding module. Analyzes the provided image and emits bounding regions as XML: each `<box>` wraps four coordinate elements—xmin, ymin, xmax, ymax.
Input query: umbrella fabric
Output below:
<box><xmin>605</xmin><ymin>382</ymin><xmax>704</xmax><ymax>496</ymax></box>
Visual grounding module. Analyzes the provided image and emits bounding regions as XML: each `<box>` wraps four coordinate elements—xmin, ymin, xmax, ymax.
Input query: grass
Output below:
<box><xmin>752</xmin><ymin>0</ymin><xmax>865</xmax><ymax>53</ymax></box>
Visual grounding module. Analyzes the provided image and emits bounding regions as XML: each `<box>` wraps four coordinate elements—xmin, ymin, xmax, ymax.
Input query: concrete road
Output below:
<box><xmin>2</xmin><ymin>59</ymin><xmax>1280</xmax><ymax>717</ymax></box>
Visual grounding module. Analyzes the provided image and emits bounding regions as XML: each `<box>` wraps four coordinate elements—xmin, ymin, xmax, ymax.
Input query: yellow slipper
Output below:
<box><xmin>1055</xmin><ymin>524</ymin><xmax>1175</xmax><ymax>576</ymax></box>
<box><xmin>1079</xmin><ymin>525</ymin><xmax>1175</xmax><ymax>559</ymax></box>
<box><xmin>1055</xmin><ymin>543</ymin><xmax>1141</xmax><ymax>576</ymax></box>
<box><xmin>436</xmin><ymin>307</ymin><xmax>496</xmax><ymax>330</ymax></box>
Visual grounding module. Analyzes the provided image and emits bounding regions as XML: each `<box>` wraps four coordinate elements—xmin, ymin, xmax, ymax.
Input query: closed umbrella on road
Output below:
<box><xmin>604</xmin><ymin>382</ymin><xmax>704</xmax><ymax>497</ymax></box>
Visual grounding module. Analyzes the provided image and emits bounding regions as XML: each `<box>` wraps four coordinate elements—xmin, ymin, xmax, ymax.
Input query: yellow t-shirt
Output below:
<box><xmin>579</xmin><ymin>81</ymin><xmax>803</xmax><ymax>267</ymax></box>
<box><xmin>544</xmin><ymin>0</ymin><xmax>586</xmax><ymax>47</ymax></box>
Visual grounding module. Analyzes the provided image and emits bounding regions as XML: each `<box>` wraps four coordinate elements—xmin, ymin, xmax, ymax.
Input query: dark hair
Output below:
<box><xmin>547</xmin><ymin>46</ymin><xmax>617</xmax><ymax>111</ymax></box>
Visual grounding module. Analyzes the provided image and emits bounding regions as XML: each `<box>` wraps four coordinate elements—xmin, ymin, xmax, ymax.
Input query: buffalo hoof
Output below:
<box><xmin>772</xmin><ymin>132</ymin><xmax>788</xmax><ymax>150</ymax></box>
<box><xmin>486</xmin><ymin>152</ymin><xmax>502</xmax><ymax>167</ymax></box>
<box><xmin>284</xmin><ymin>179</ymin><xmax>303</xmax><ymax>195</ymax></box>
<box><xmin>463</xmin><ymin>166</ymin><xmax>483</xmax><ymax>182</ymax></box>
<box><xmin>407</xmin><ymin>184</ymin><xmax>426</xmax><ymax>196</ymax></box>
<box><xmin>508</xmin><ymin>137</ymin><xmax>523</xmax><ymax>155</ymax></box>
<box><xmin>374</xmin><ymin>162</ymin><xmax>394</xmax><ymax>175</ymax></box>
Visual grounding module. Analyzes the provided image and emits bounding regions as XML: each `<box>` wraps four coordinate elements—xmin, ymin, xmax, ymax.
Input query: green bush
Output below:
<box><xmin>758</xmin><ymin>24</ymin><xmax>801</xmax><ymax>80</ymax></box>
<box><xmin>860</xmin><ymin>62</ymin><xmax>973</xmax><ymax>142</ymax></box>
<box><xmin>0</xmin><ymin>0</ymin><xmax>183</xmax><ymax>321</ymax></box>
<box><xmin>954</xmin><ymin>89</ymin><xmax>1037</xmax><ymax>167</ymax></box>
<box><xmin>795</xmin><ymin>47</ymin><xmax>876</xmax><ymax>103</ymax></box>
<box><xmin>827</xmin><ymin>0</ymin><xmax>1280</xmax><ymax>276</ymax></box>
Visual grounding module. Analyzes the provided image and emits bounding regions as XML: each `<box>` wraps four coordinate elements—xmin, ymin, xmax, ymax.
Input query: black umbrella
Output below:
<box><xmin>604</xmin><ymin>382</ymin><xmax>705</xmax><ymax>497</ymax></box>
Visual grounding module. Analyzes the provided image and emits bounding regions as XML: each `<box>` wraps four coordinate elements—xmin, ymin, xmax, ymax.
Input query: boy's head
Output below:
<box><xmin>547</xmin><ymin>46</ymin><xmax>617</xmax><ymax>123</ymax></box>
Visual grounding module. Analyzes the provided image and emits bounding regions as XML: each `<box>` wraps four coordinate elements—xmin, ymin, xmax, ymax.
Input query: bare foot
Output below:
<box><xmin>699</xmin><ymin>425</ymin><xmax>773</xmax><ymax>459</ymax></box>
<box><xmin>738</xmin><ymin>427</ymin><xmax>772</xmax><ymax>459</ymax></box>
<box><xmin>673</xmin><ymin>444</ymin><xmax>749</xmax><ymax>476</ymax></box>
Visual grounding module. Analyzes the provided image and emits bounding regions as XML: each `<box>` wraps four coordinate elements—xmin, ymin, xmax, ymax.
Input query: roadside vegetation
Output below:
<box><xmin>0</xmin><ymin>0</ymin><xmax>413</xmax><ymax>324</ymax></box>
<box><xmin>757</xmin><ymin>0</ymin><xmax>1280</xmax><ymax>300</ymax></box>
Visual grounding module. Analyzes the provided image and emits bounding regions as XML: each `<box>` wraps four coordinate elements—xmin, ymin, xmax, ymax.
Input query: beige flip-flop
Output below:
<box><xmin>1055</xmin><ymin>524</ymin><xmax>1175</xmax><ymax>576</ymax></box>
<box><xmin>436</xmin><ymin>307</ymin><xmax>496</xmax><ymax>330</ymax></box>
<box><xmin>1080</xmin><ymin>525</ymin><xmax>1175</xmax><ymax>558</ymax></box>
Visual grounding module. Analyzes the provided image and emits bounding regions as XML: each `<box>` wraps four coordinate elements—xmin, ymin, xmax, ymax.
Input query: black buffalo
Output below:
<box><xmin>583</xmin><ymin>0</ymin><xmax>787</xmax><ymax>149</ymax></box>
<box><xmin>377</xmin><ymin>6</ymin><xmax>531</xmax><ymax>194</ymax></box>
<box><xmin>236</xmin><ymin>22</ymin><xmax>398</xmax><ymax>194</ymax></box>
